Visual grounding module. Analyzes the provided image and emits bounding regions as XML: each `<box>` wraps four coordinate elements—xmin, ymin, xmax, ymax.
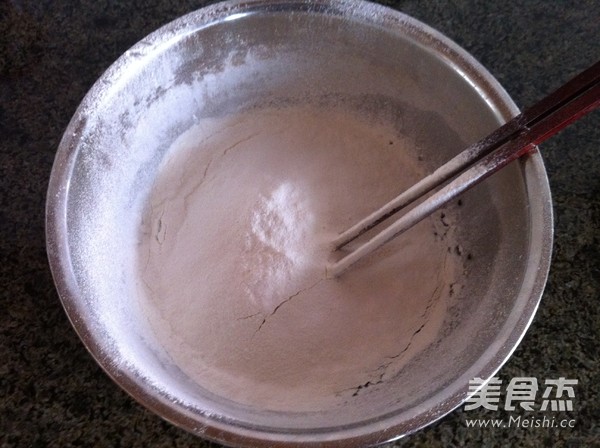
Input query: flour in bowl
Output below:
<box><xmin>137</xmin><ymin>105</ymin><xmax>459</xmax><ymax>412</ymax></box>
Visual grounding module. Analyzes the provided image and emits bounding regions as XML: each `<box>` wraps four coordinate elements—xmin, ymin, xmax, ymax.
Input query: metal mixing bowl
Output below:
<box><xmin>46</xmin><ymin>0</ymin><xmax>552</xmax><ymax>446</ymax></box>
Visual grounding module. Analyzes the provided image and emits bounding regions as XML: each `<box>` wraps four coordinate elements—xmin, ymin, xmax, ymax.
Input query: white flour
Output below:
<box><xmin>137</xmin><ymin>105</ymin><xmax>458</xmax><ymax>411</ymax></box>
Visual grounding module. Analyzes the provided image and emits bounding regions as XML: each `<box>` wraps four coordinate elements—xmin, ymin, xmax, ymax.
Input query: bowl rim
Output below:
<box><xmin>46</xmin><ymin>0</ymin><xmax>553</xmax><ymax>446</ymax></box>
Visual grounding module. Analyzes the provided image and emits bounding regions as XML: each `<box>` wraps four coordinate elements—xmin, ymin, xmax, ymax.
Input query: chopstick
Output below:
<box><xmin>327</xmin><ymin>61</ymin><xmax>600</xmax><ymax>278</ymax></box>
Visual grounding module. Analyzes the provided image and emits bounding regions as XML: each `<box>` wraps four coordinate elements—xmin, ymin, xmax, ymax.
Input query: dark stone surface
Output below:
<box><xmin>1</xmin><ymin>0</ymin><xmax>598</xmax><ymax>446</ymax></box>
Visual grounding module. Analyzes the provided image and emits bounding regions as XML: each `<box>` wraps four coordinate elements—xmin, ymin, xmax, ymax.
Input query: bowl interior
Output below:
<box><xmin>48</xmin><ymin>1</ymin><xmax>551</xmax><ymax>445</ymax></box>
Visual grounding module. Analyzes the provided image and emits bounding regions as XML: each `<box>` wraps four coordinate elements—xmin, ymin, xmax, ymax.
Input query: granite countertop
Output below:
<box><xmin>1</xmin><ymin>0</ymin><xmax>598</xmax><ymax>446</ymax></box>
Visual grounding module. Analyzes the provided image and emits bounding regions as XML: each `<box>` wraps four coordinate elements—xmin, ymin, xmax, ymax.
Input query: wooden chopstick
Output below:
<box><xmin>328</xmin><ymin>61</ymin><xmax>600</xmax><ymax>278</ymax></box>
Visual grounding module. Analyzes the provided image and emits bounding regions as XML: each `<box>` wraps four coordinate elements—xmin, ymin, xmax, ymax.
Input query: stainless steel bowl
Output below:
<box><xmin>46</xmin><ymin>0</ymin><xmax>552</xmax><ymax>446</ymax></box>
